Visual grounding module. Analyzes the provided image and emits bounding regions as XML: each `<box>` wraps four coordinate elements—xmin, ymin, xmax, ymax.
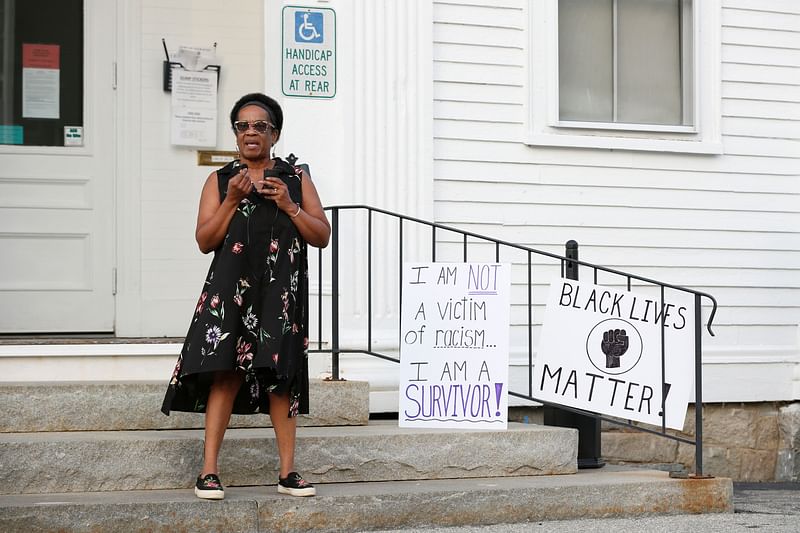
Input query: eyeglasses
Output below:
<box><xmin>232</xmin><ymin>120</ymin><xmax>274</xmax><ymax>134</ymax></box>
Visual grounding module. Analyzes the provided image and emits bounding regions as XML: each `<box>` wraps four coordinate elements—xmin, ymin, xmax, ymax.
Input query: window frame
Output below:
<box><xmin>526</xmin><ymin>0</ymin><xmax>722</xmax><ymax>154</ymax></box>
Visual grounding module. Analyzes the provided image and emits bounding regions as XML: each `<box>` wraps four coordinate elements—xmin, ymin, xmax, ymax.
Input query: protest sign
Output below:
<box><xmin>399</xmin><ymin>263</ymin><xmax>510</xmax><ymax>429</ymax></box>
<box><xmin>533</xmin><ymin>278</ymin><xmax>695</xmax><ymax>429</ymax></box>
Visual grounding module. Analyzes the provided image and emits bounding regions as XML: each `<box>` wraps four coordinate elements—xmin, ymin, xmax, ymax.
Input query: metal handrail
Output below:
<box><xmin>311</xmin><ymin>204</ymin><xmax>718</xmax><ymax>476</ymax></box>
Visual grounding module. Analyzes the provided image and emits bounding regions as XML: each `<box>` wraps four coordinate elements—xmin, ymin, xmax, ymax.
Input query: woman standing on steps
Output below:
<box><xmin>161</xmin><ymin>92</ymin><xmax>330</xmax><ymax>500</ymax></box>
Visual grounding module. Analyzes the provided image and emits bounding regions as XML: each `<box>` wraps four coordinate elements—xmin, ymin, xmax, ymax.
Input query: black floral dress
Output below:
<box><xmin>161</xmin><ymin>158</ymin><xmax>309</xmax><ymax>417</ymax></box>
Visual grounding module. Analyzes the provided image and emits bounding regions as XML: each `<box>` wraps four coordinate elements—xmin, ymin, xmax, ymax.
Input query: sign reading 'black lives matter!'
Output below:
<box><xmin>399</xmin><ymin>263</ymin><xmax>510</xmax><ymax>430</ymax></box>
<box><xmin>533</xmin><ymin>278</ymin><xmax>695</xmax><ymax>430</ymax></box>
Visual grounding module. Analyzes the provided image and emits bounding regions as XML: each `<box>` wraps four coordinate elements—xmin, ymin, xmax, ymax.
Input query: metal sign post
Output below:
<box><xmin>542</xmin><ymin>240</ymin><xmax>606</xmax><ymax>469</ymax></box>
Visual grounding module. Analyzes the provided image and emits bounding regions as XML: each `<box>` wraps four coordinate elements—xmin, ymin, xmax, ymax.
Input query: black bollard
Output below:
<box><xmin>543</xmin><ymin>240</ymin><xmax>605</xmax><ymax>469</ymax></box>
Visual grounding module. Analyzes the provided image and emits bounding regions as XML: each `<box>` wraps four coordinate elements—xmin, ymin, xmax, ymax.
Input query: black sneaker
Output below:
<box><xmin>195</xmin><ymin>473</ymin><xmax>225</xmax><ymax>500</ymax></box>
<box><xmin>277</xmin><ymin>472</ymin><xmax>316</xmax><ymax>497</ymax></box>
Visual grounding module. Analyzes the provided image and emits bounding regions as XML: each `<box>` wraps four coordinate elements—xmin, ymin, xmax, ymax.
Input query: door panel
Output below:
<box><xmin>0</xmin><ymin>0</ymin><xmax>115</xmax><ymax>332</ymax></box>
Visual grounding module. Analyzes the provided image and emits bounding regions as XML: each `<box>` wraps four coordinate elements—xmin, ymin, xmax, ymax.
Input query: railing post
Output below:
<box><xmin>543</xmin><ymin>240</ymin><xmax>605</xmax><ymax>469</ymax></box>
<box><xmin>331</xmin><ymin>208</ymin><xmax>340</xmax><ymax>381</ymax></box>
<box><xmin>694</xmin><ymin>293</ymin><xmax>704</xmax><ymax>476</ymax></box>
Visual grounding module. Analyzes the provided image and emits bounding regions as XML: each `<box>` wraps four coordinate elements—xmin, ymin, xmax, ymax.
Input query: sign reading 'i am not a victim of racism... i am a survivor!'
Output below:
<box><xmin>399</xmin><ymin>263</ymin><xmax>511</xmax><ymax>430</ymax></box>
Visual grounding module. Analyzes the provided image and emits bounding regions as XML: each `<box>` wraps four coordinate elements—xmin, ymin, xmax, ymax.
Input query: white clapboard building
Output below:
<box><xmin>1</xmin><ymin>1</ymin><xmax>798</xmax><ymax>445</ymax></box>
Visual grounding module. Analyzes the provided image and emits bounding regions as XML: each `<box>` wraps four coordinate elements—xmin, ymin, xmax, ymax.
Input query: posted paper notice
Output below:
<box><xmin>22</xmin><ymin>44</ymin><xmax>60</xmax><ymax>119</ymax></box>
<box><xmin>170</xmin><ymin>69</ymin><xmax>218</xmax><ymax>147</ymax></box>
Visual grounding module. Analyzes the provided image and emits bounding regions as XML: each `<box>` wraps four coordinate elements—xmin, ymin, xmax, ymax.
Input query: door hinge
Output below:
<box><xmin>112</xmin><ymin>268</ymin><xmax>118</xmax><ymax>295</ymax></box>
<box><xmin>112</xmin><ymin>61</ymin><xmax>118</xmax><ymax>90</ymax></box>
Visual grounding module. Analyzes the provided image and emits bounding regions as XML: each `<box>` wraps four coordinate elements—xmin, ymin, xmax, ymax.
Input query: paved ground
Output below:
<box><xmin>376</xmin><ymin>482</ymin><xmax>800</xmax><ymax>533</ymax></box>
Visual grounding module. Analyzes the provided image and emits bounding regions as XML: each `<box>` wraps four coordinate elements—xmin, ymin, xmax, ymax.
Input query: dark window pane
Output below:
<box><xmin>0</xmin><ymin>0</ymin><xmax>83</xmax><ymax>146</ymax></box>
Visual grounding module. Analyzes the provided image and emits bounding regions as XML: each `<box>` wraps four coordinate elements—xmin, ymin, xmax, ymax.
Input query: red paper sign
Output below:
<box><xmin>22</xmin><ymin>44</ymin><xmax>60</xmax><ymax>69</ymax></box>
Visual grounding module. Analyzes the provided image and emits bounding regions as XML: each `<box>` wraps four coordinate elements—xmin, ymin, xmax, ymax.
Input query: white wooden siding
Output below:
<box><xmin>432</xmin><ymin>0</ymin><xmax>800</xmax><ymax>402</ymax></box>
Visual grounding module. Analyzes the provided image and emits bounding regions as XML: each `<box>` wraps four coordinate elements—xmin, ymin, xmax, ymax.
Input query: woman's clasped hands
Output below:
<box><xmin>225</xmin><ymin>167</ymin><xmax>295</xmax><ymax>215</ymax></box>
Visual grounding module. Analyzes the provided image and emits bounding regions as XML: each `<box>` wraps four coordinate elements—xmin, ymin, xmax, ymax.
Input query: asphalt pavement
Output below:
<box><xmin>376</xmin><ymin>482</ymin><xmax>800</xmax><ymax>533</ymax></box>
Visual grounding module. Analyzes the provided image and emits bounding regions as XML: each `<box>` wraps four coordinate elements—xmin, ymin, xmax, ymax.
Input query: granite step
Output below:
<box><xmin>0</xmin><ymin>469</ymin><xmax>733</xmax><ymax>532</ymax></box>
<box><xmin>0</xmin><ymin>421</ymin><xmax>577</xmax><ymax>495</ymax></box>
<box><xmin>0</xmin><ymin>379</ymin><xmax>369</xmax><ymax>432</ymax></box>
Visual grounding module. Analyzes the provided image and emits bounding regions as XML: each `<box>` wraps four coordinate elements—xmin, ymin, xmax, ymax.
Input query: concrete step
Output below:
<box><xmin>0</xmin><ymin>469</ymin><xmax>733</xmax><ymax>532</ymax></box>
<box><xmin>0</xmin><ymin>379</ymin><xmax>369</xmax><ymax>432</ymax></box>
<box><xmin>0</xmin><ymin>421</ymin><xmax>577</xmax><ymax>495</ymax></box>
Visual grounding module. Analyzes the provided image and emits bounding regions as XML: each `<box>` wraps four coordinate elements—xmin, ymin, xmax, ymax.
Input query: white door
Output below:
<box><xmin>0</xmin><ymin>0</ymin><xmax>116</xmax><ymax>333</ymax></box>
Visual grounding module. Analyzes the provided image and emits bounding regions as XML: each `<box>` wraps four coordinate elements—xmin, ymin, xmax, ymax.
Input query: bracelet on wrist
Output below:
<box><xmin>289</xmin><ymin>203</ymin><xmax>301</xmax><ymax>218</ymax></box>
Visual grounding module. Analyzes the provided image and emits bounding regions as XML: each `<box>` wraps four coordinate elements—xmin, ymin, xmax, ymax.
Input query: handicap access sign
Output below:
<box><xmin>282</xmin><ymin>6</ymin><xmax>336</xmax><ymax>98</ymax></box>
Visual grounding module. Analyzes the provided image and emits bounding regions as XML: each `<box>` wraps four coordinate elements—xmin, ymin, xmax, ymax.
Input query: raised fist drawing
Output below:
<box><xmin>601</xmin><ymin>329</ymin><xmax>629</xmax><ymax>368</ymax></box>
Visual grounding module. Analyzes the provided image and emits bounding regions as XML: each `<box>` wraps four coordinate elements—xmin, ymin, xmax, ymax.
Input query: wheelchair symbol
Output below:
<box><xmin>295</xmin><ymin>11</ymin><xmax>323</xmax><ymax>43</ymax></box>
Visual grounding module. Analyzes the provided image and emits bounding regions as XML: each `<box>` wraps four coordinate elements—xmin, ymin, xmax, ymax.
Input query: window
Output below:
<box><xmin>527</xmin><ymin>0</ymin><xmax>722</xmax><ymax>153</ymax></box>
<box><xmin>558</xmin><ymin>0</ymin><xmax>692</xmax><ymax>128</ymax></box>
<box><xmin>0</xmin><ymin>0</ymin><xmax>84</xmax><ymax>146</ymax></box>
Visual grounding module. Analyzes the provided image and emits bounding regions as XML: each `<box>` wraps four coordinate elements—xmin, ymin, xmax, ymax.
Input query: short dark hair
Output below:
<box><xmin>229</xmin><ymin>93</ymin><xmax>283</xmax><ymax>132</ymax></box>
